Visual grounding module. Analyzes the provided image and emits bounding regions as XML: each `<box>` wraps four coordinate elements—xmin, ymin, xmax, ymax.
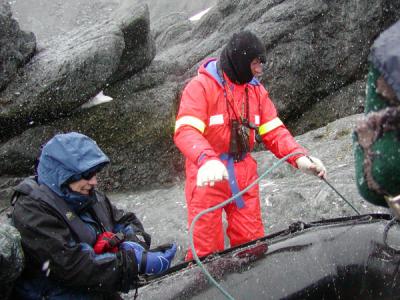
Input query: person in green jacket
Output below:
<box><xmin>353</xmin><ymin>20</ymin><xmax>400</xmax><ymax>217</ymax></box>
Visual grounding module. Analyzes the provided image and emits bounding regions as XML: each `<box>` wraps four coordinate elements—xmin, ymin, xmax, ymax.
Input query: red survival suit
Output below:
<box><xmin>174</xmin><ymin>59</ymin><xmax>307</xmax><ymax>260</ymax></box>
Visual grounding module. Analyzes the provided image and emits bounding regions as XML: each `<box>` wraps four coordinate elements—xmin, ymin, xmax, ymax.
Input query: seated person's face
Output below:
<box><xmin>69</xmin><ymin>175</ymin><xmax>97</xmax><ymax>195</ymax></box>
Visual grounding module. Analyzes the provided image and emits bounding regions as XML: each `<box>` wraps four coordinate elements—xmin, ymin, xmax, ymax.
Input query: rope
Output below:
<box><xmin>321</xmin><ymin>177</ymin><xmax>361</xmax><ymax>215</ymax></box>
<box><xmin>189</xmin><ymin>152</ymin><xmax>361</xmax><ymax>299</ymax></box>
<box><xmin>306</xmin><ymin>156</ymin><xmax>360</xmax><ymax>215</ymax></box>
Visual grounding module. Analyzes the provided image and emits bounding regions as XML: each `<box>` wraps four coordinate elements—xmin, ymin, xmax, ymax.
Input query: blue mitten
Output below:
<box><xmin>120</xmin><ymin>242</ymin><xmax>177</xmax><ymax>275</ymax></box>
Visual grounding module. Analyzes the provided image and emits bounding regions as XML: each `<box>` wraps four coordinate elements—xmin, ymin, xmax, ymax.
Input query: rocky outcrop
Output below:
<box><xmin>0</xmin><ymin>1</ymin><xmax>35</xmax><ymax>91</ymax></box>
<box><xmin>0</xmin><ymin>0</ymin><xmax>399</xmax><ymax>198</ymax></box>
<box><xmin>0</xmin><ymin>3</ymin><xmax>155</xmax><ymax>141</ymax></box>
<box><xmin>9</xmin><ymin>0</ymin><xmax>216</xmax><ymax>46</ymax></box>
<box><xmin>152</xmin><ymin>13</ymin><xmax>193</xmax><ymax>51</ymax></box>
<box><xmin>287</xmin><ymin>79</ymin><xmax>366</xmax><ymax>135</ymax></box>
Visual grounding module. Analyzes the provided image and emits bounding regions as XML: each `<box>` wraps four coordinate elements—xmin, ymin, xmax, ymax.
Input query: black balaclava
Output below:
<box><xmin>219</xmin><ymin>31</ymin><xmax>266</xmax><ymax>85</ymax></box>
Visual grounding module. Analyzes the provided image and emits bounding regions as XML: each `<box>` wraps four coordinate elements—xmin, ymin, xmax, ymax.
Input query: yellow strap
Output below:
<box><xmin>259</xmin><ymin>117</ymin><xmax>283</xmax><ymax>136</ymax></box>
<box><xmin>175</xmin><ymin>116</ymin><xmax>206</xmax><ymax>133</ymax></box>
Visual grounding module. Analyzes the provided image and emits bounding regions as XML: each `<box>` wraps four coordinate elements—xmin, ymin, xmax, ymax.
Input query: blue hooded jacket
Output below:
<box><xmin>37</xmin><ymin>132</ymin><xmax>110</xmax><ymax>210</ymax></box>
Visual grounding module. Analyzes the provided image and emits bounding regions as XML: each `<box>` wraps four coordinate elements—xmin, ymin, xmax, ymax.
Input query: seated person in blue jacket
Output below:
<box><xmin>11</xmin><ymin>132</ymin><xmax>177</xmax><ymax>300</ymax></box>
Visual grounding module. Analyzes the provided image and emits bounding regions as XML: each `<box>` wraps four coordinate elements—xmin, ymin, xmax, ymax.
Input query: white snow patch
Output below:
<box><xmin>81</xmin><ymin>91</ymin><xmax>113</xmax><ymax>109</ymax></box>
<box><xmin>189</xmin><ymin>7</ymin><xmax>212</xmax><ymax>21</ymax></box>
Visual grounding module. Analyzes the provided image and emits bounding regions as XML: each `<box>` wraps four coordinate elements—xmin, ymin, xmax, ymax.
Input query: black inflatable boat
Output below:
<box><xmin>134</xmin><ymin>213</ymin><xmax>400</xmax><ymax>300</ymax></box>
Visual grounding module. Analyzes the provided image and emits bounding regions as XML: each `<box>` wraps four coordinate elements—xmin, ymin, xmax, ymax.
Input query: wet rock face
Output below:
<box><xmin>286</xmin><ymin>80</ymin><xmax>366</xmax><ymax>135</ymax></box>
<box><xmin>0</xmin><ymin>1</ymin><xmax>36</xmax><ymax>92</ymax></box>
<box><xmin>0</xmin><ymin>3</ymin><xmax>155</xmax><ymax>142</ymax></box>
<box><xmin>248</xmin><ymin>0</ymin><xmax>396</xmax><ymax>125</ymax></box>
<box><xmin>8</xmin><ymin>0</ymin><xmax>216</xmax><ymax>46</ymax></box>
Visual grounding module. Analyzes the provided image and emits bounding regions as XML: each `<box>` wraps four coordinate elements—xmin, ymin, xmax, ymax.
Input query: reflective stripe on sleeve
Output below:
<box><xmin>175</xmin><ymin>116</ymin><xmax>206</xmax><ymax>133</ymax></box>
<box><xmin>258</xmin><ymin>117</ymin><xmax>283</xmax><ymax>136</ymax></box>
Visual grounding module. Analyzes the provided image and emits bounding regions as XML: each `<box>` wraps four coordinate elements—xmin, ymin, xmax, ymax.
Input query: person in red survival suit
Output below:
<box><xmin>174</xmin><ymin>31</ymin><xmax>327</xmax><ymax>261</ymax></box>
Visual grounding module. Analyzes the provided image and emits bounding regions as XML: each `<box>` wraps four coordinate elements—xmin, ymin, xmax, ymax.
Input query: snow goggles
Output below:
<box><xmin>80</xmin><ymin>169</ymin><xmax>97</xmax><ymax>180</ymax></box>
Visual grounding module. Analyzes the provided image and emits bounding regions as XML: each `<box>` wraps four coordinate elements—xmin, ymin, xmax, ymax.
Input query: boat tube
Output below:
<box><xmin>133</xmin><ymin>214</ymin><xmax>400</xmax><ymax>300</ymax></box>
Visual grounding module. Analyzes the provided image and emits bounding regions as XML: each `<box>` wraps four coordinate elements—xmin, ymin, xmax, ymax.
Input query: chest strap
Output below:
<box><xmin>219</xmin><ymin>153</ymin><xmax>246</xmax><ymax>209</ymax></box>
<box><xmin>30</xmin><ymin>185</ymin><xmax>97</xmax><ymax>245</ymax></box>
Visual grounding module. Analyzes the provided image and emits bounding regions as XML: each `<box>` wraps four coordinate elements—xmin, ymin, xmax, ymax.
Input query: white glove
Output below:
<box><xmin>196</xmin><ymin>159</ymin><xmax>229</xmax><ymax>187</ymax></box>
<box><xmin>296</xmin><ymin>156</ymin><xmax>327</xmax><ymax>179</ymax></box>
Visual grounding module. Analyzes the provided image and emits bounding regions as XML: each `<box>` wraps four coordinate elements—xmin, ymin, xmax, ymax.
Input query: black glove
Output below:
<box><xmin>114</xmin><ymin>224</ymin><xmax>151</xmax><ymax>249</ymax></box>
